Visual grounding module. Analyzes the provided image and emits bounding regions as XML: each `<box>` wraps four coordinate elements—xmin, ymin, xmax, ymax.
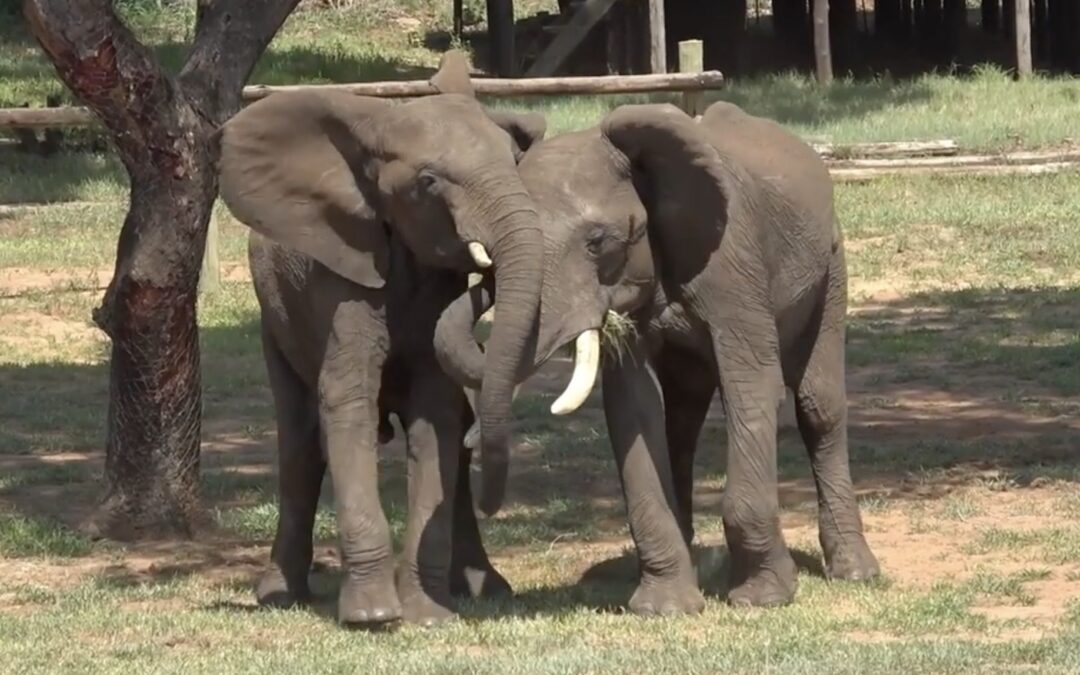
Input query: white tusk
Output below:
<box><xmin>468</xmin><ymin>242</ymin><xmax>492</xmax><ymax>268</ymax></box>
<box><xmin>550</xmin><ymin>329</ymin><xmax>600</xmax><ymax>416</ymax></box>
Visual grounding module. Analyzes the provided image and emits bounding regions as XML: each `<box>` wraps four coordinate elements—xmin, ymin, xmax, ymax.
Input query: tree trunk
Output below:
<box><xmin>1014</xmin><ymin>0</ymin><xmax>1031</xmax><ymax>77</ymax></box>
<box><xmin>23</xmin><ymin>0</ymin><xmax>299</xmax><ymax>540</ymax></box>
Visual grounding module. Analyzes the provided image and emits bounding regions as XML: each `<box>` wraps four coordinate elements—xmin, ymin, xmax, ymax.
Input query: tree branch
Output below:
<box><xmin>23</xmin><ymin>0</ymin><xmax>193</xmax><ymax>179</ymax></box>
<box><xmin>179</xmin><ymin>0</ymin><xmax>301</xmax><ymax>124</ymax></box>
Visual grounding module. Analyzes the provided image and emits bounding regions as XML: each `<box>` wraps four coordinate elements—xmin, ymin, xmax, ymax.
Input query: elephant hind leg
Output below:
<box><xmin>793</xmin><ymin>259</ymin><xmax>879</xmax><ymax>583</ymax></box>
<box><xmin>258</xmin><ymin>328</ymin><xmax>325</xmax><ymax>608</ymax></box>
<box><xmin>656</xmin><ymin>344</ymin><xmax>716</xmax><ymax>546</ymax></box>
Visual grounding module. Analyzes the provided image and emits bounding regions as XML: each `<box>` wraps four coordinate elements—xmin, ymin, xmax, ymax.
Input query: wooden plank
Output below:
<box><xmin>811</xmin><ymin>139</ymin><xmax>959</xmax><ymax>158</ymax></box>
<box><xmin>648</xmin><ymin>0</ymin><xmax>667</xmax><ymax>73</ymax></box>
<box><xmin>0</xmin><ymin>106</ymin><xmax>96</xmax><ymax>129</ymax></box>
<box><xmin>813</xmin><ymin>0</ymin><xmax>833</xmax><ymax>85</ymax></box>
<box><xmin>0</xmin><ymin>72</ymin><xmax>728</xmax><ymax>129</ymax></box>
<box><xmin>1015</xmin><ymin>0</ymin><xmax>1032</xmax><ymax>78</ymax></box>
<box><xmin>678</xmin><ymin>40</ymin><xmax>704</xmax><ymax>116</ymax></box>
<box><xmin>826</xmin><ymin>149</ymin><xmax>1080</xmax><ymax>168</ymax></box>
<box><xmin>831</xmin><ymin>161</ymin><xmax>1080</xmax><ymax>181</ymax></box>
<box><xmin>525</xmin><ymin>0</ymin><xmax>620</xmax><ymax>77</ymax></box>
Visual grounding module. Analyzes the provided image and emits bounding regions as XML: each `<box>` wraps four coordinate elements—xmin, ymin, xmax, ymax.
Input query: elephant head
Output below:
<box><xmin>435</xmin><ymin>102</ymin><xmax>776</xmax><ymax>417</ymax></box>
<box><xmin>216</xmin><ymin>57</ymin><xmax>546</xmax><ymax>516</ymax></box>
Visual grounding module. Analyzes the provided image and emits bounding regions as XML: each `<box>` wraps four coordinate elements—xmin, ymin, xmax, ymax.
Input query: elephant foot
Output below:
<box><xmin>450</xmin><ymin>563</ymin><xmax>513</xmax><ymax>599</ymax></box>
<box><xmin>628</xmin><ymin>575</ymin><xmax>705</xmax><ymax>616</ymax></box>
<box><xmin>338</xmin><ymin>575</ymin><xmax>402</xmax><ymax>627</ymax></box>
<box><xmin>822</xmin><ymin>533</ymin><xmax>881</xmax><ymax>582</ymax></box>
<box><xmin>727</xmin><ymin>548</ymin><xmax>797</xmax><ymax>609</ymax></box>
<box><xmin>400</xmin><ymin>589</ymin><xmax>457</xmax><ymax>627</ymax></box>
<box><xmin>255</xmin><ymin>567</ymin><xmax>310</xmax><ymax>608</ymax></box>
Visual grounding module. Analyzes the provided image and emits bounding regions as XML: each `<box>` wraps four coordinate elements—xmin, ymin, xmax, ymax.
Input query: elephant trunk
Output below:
<box><xmin>467</xmin><ymin>193</ymin><xmax>543</xmax><ymax>517</ymax></box>
<box><xmin>433</xmin><ymin>280</ymin><xmax>493</xmax><ymax>390</ymax></box>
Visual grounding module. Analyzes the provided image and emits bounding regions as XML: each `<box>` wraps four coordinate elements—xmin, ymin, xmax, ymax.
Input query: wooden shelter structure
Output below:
<box><xmin>464</xmin><ymin>0</ymin><xmax>1080</xmax><ymax>82</ymax></box>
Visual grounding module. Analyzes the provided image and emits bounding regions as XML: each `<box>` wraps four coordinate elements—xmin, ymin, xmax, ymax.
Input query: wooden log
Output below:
<box><xmin>0</xmin><ymin>72</ymin><xmax>728</xmax><ymax>129</ymax></box>
<box><xmin>811</xmin><ymin>139</ymin><xmax>959</xmax><ymax>158</ymax></box>
<box><xmin>813</xmin><ymin>0</ymin><xmax>834</xmax><ymax>85</ymax></box>
<box><xmin>1014</xmin><ymin>0</ymin><xmax>1032</xmax><ymax>78</ymax></box>
<box><xmin>826</xmin><ymin>149</ymin><xmax>1080</xmax><ymax>168</ymax></box>
<box><xmin>0</xmin><ymin>106</ymin><xmax>96</xmax><ymax>129</ymax></box>
<box><xmin>678</xmin><ymin>40</ymin><xmax>704</xmax><ymax>116</ymax></box>
<box><xmin>525</xmin><ymin>0</ymin><xmax>620</xmax><ymax>76</ymax></box>
<box><xmin>648</xmin><ymin>0</ymin><xmax>667</xmax><ymax>73</ymax></box>
<box><xmin>831</xmin><ymin>161</ymin><xmax>1080</xmax><ymax>181</ymax></box>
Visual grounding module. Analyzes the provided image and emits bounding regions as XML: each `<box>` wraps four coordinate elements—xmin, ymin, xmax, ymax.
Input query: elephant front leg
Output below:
<box><xmin>320</xmin><ymin>332</ymin><xmax>399</xmax><ymax>626</ymax></box>
<box><xmin>713</xmin><ymin>324</ymin><xmax>798</xmax><ymax>608</ymax></box>
<box><xmin>396</xmin><ymin>370</ymin><xmax>468</xmax><ymax>626</ymax></box>
<box><xmin>449</xmin><ymin>443</ymin><xmax>513</xmax><ymax>600</ymax></box>
<box><xmin>602</xmin><ymin>339</ymin><xmax>705</xmax><ymax>616</ymax></box>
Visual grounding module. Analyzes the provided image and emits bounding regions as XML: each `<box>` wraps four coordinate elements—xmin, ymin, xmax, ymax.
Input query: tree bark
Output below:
<box><xmin>23</xmin><ymin>0</ymin><xmax>299</xmax><ymax>540</ymax></box>
<box><xmin>486</xmin><ymin>0</ymin><xmax>516</xmax><ymax>76</ymax></box>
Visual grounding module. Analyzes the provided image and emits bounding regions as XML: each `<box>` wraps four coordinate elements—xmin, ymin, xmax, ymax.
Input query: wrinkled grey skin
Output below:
<box><xmin>437</xmin><ymin>101</ymin><xmax>880</xmax><ymax>614</ymax></box>
<box><xmin>217</xmin><ymin>63</ymin><xmax>545</xmax><ymax>626</ymax></box>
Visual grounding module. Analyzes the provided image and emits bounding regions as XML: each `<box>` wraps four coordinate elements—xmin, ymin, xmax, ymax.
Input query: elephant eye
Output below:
<box><xmin>417</xmin><ymin>170</ymin><xmax>439</xmax><ymax>193</ymax></box>
<box><xmin>585</xmin><ymin>230</ymin><xmax>605</xmax><ymax>257</ymax></box>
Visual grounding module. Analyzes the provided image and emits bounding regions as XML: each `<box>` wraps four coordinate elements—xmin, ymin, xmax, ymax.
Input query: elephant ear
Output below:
<box><xmin>601</xmin><ymin>103</ymin><xmax>731</xmax><ymax>282</ymax></box>
<box><xmin>430</xmin><ymin>50</ymin><xmax>476</xmax><ymax>97</ymax></box>
<box><xmin>487</xmin><ymin>109</ymin><xmax>546</xmax><ymax>159</ymax></box>
<box><xmin>429</xmin><ymin>50</ymin><xmax>546</xmax><ymax>159</ymax></box>
<box><xmin>218</xmin><ymin>91</ymin><xmax>391</xmax><ymax>289</ymax></box>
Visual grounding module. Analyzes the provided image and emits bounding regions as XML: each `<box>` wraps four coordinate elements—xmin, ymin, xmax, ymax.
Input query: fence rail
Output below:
<box><xmin>0</xmin><ymin>71</ymin><xmax>725</xmax><ymax>130</ymax></box>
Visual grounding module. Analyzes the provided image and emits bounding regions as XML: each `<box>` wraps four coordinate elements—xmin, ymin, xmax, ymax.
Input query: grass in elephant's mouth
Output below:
<box><xmin>599</xmin><ymin>310</ymin><xmax>638</xmax><ymax>363</ymax></box>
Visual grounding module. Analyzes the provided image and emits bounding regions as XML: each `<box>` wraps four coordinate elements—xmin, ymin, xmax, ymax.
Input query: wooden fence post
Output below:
<box><xmin>199</xmin><ymin>210</ymin><xmax>221</xmax><ymax>296</ymax></box>
<box><xmin>678</xmin><ymin>40</ymin><xmax>704</xmax><ymax>116</ymax></box>
<box><xmin>649</xmin><ymin>0</ymin><xmax>667</xmax><ymax>73</ymax></box>
<box><xmin>813</xmin><ymin>0</ymin><xmax>834</xmax><ymax>85</ymax></box>
<box><xmin>1015</xmin><ymin>0</ymin><xmax>1032</xmax><ymax>78</ymax></box>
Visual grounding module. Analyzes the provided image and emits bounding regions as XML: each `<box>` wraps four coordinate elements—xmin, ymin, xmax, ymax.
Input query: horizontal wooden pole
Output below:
<box><xmin>243</xmin><ymin>71</ymin><xmax>725</xmax><ymax>100</ymax></box>
<box><xmin>0</xmin><ymin>72</ymin><xmax>725</xmax><ymax>129</ymax></box>
<box><xmin>812</xmin><ymin>139</ymin><xmax>959</xmax><ymax>158</ymax></box>
<box><xmin>0</xmin><ymin>107</ymin><xmax>97</xmax><ymax>129</ymax></box>
<box><xmin>827</xmin><ymin>150</ymin><xmax>1080</xmax><ymax>169</ymax></box>
<box><xmin>831</xmin><ymin>161</ymin><xmax>1080</xmax><ymax>182</ymax></box>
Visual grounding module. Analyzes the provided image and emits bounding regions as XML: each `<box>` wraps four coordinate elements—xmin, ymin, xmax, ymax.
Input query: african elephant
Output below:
<box><xmin>435</xmin><ymin>101</ymin><xmax>880</xmax><ymax>613</ymax></box>
<box><xmin>216</xmin><ymin>55</ymin><xmax>545</xmax><ymax>626</ymax></box>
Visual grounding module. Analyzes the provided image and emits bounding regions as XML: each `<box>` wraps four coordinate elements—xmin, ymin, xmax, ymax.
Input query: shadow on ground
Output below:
<box><xmin>0</xmin><ymin>285</ymin><xmax>1075</xmax><ymax>604</ymax></box>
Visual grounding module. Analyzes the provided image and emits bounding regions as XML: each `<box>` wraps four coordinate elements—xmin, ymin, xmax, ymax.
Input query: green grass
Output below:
<box><xmin>0</xmin><ymin>513</ymin><xmax>91</xmax><ymax>558</ymax></box>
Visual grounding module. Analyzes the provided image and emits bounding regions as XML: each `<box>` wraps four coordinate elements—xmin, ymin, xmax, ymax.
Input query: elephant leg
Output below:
<box><xmin>257</xmin><ymin>327</ymin><xmax>325</xmax><ymax>608</ymax></box>
<box><xmin>712</xmin><ymin>323</ymin><xmax>797</xmax><ymax>608</ymax></box>
<box><xmin>603</xmin><ymin>338</ymin><xmax>705</xmax><ymax>616</ymax></box>
<box><xmin>794</xmin><ymin>266</ymin><xmax>879</xmax><ymax>582</ymax></box>
<box><xmin>320</xmin><ymin>317</ymin><xmax>399</xmax><ymax>626</ymax></box>
<box><xmin>656</xmin><ymin>345</ymin><xmax>716</xmax><ymax>546</ymax></box>
<box><xmin>449</xmin><ymin>440</ymin><xmax>513</xmax><ymax>599</ymax></box>
<box><xmin>396</xmin><ymin>369</ymin><xmax>466</xmax><ymax>626</ymax></box>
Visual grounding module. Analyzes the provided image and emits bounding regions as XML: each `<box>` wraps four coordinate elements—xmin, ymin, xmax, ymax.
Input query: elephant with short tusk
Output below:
<box><xmin>216</xmin><ymin>52</ymin><xmax>546</xmax><ymax>627</ymax></box>
<box><xmin>436</xmin><ymin>100</ymin><xmax>881</xmax><ymax>615</ymax></box>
